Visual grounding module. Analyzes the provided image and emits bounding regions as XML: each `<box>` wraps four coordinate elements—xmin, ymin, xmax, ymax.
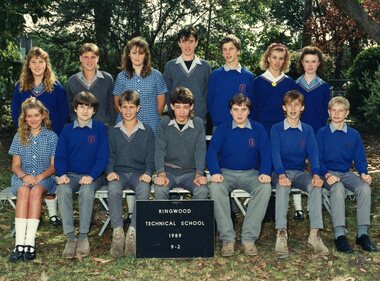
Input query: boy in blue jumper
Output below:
<box><xmin>207</xmin><ymin>93</ymin><xmax>272</xmax><ymax>257</ymax></box>
<box><xmin>107</xmin><ymin>90</ymin><xmax>155</xmax><ymax>258</ymax></box>
<box><xmin>317</xmin><ymin>96</ymin><xmax>377</xmax><ymax>253</ymax></box>
<box><xmin>271</xmin><ymin>90</ymin><xmax>329</xmax><ymax>257</ymax></box>
<box><xmin>207</xmin><ymin>34</ymin><xmax>254</xmax><ymax>128</ymax></box>
<box><xmin>55</xmin><ymin>92</ymin><xmax>109</xmax><ymax>258</ymax></box>
<box><xmin>154</xmin><ymin>87</ymin><xmax>208</xmax><ymax>200</ymax></box>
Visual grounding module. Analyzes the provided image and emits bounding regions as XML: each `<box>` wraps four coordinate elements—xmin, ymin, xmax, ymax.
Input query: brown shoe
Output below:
<box><xmin>221</xmin><ymin>242</ymin><xmax>235</xmax><ymax>257</ymax></box>
<box><xmin>124</xmin><ymin>226</ymin><xmax>136</xmax><ymax>256</ymax></box>
<box><xmin>242</xmin><ymin>242</ymin><xmax>258</xmax><ymax>256</ymax></box>
<box><xmin>62</xmin><ymin>240</ymin><xmax>77</xmax><ymax>259</ymax></box>
<box><xmin>275</xmin><ymin>229</ymin><xmax>289</xmax><ymax>257</ymax></box>
<box><xmin>308</xmin><ymin>234</ymin><xmax>330</xmax><ymax>256</ymax></box>
<box><xmin>76</xmin><ymin>237</ymin><xmax>90</xmax><ymax>257</ymax></box>
<box><xmin>110</xmin><ymin>227</ymin><xmax>125</xmax><ymax>258</ymax></box>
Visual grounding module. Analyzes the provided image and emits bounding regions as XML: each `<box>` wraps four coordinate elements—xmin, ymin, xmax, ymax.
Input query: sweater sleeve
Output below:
<box><xmin>203</xmin><ymin>62</ymin><xmax>211</xmax><ymax>99</ymax></box>
<box><xmin>206</xmin><ymin>71</ymin><xmax>216</xmax><ymax>116</ymax></box>
<box><xmin>305</xmin><ymin>126</ymin><xmax>320</xmax><ymax>175</ymax></box>
<box><xmin>105</xmin><ymin>73</ymin><xmax>116</xmax><ymax>126</ymax></box>
<box><xmin>54</xmin><ymin>82</ymin><xmax>70</xmax><ymax>135</ymax></box>
<box><xmin>106</xmin><ymin>129</ymin><xmax>116</xmax><ymax>175</ymax></box>
<box><xmin>11</xmin><ymin>84</ymin><xmax>22</xmax><ymax>127</ymax></box>
<box><xmin>54</xmin><ymin>126</ymin><xmax>69</xmax><ymax>176</ymax></box>
<box><xmin>270</xmin><ymin>123</ymin><xmax>285</xmax><ymax>175</ymax></box>
<box><xmin>65</xmin><ymin>77</ymin><xmax>76</xmax><ymax>122</ymax></box>
<box><xmin>145</xmin><ymin>128</ymin><xmax>155</xmax><ymax>176</ymax></box>
<box><xmin>316</xmin><ymin>129</ymin><xmax>328</xmax><ymax>177</ymax></box>
<box><xmin>154</xmin><ymin>119</ymin><xmax>168</xmax><ymax>174</ymax></box>
<box><xmin>89</xmin><ymin>123</ymin><xmax>109</xmax><ymax>179</ymax></box>
<box><xmin>353</xmin><ymin>131</ymin><xmax>368</xmax><ymax>175</ymax></box>
<box><xmin>258</xmin><ymin>123</ymin><xmax>272</xmax><ymax>175</ymax></box>
<box><xmin>206</xmin><ymin>126</ymin><xmax>224</xmax><ymax>175</ymax></box>
<box><xmin>194</xmin><ymin>118</ymin><xmax>206</xmax><ymax>175</ymax></box>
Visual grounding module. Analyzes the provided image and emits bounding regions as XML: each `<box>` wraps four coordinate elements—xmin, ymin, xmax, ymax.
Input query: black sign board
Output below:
<box><xmin>135</xmin><ymin>200</ymin><xmax>214</xmax><ymax>258</ymax></box>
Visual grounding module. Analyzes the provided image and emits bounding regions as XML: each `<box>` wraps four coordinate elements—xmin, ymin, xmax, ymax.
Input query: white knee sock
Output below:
<box><xmin>293</xmin><ymin>193</ymin><xmax>302</xmax><ymax>212</ymax></box>
<box><xmin>45</xmin><ymin>197</ymin><xmax>58</xmax><ymax>217</ymax></box>
<box><xmin>24</xmin><ymin>219</ymin><xmax>40</xmax><ymax>247</ymax></box>
<box><xmin>15</xmin><ymin>218</ymin><xmax>27</xmax><ymax>246</ymax></box>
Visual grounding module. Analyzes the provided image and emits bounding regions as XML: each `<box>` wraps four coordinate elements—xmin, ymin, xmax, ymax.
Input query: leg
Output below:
<box><xmin>107</xmin><ymin>175</ymin><xmax>127</xmax><ymax>229</ymax></box>
<box><xmin>154</xmin><ymin>173</ymin><xmax>175</xmax><ymax>200</ymax></box>
<box><xmin>128</xmin><ymin>174</ymin><xmax>150</xmax><ymax>228</ymax></box>
<box><xmin>57</xmin><ymin>184</ymin><xmax>77</xmax><ymax>235</ymax></box>
<box><xmin>179</xmin><ymin>172</ymin><xmax>208</xmax><ymax>200</ymax></box>
<box><xmin>274</xmin><ymin>174</ymin><xmax>291</xmax><ymax>230</ymax></box>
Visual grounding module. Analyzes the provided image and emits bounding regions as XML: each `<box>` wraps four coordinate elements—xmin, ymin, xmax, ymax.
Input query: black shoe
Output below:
<box><xmin>49</xmin><ymin>215</ymin><xmax>62</xmax><ymax>226</ymax></box>
<box><xmin>356</xmin><ymin>234</ymin><xmax>378</xmax><ymax>252</ymax></box>
<box><xmin>335</xmin><ymin>235</ymin><xmax>353</xmax><ymax>253</ymax></box>
<box><xmin>293</xmin><ymin>210</ymin><xmax>304</xmax><ymax>222</ymax></box>
<box><xmin>24</xmin><ymin>245</ymin><xmax>37</xmax><ymax>261</ymax></box>
<box><xmin>124</xmin><ymin>213</ymin><xmax>132</xmax><ymax>225</ymax></box>
<box><xmin>8</xmin><ymin>245</ymin><xmax>24</xmax><ymax>262</ymax></box>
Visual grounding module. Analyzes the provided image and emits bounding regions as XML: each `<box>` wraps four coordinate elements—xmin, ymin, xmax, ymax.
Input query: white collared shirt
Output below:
<box><xmin>73</xmin><ymin>119</ymin><xmax>93</xmax><ymax>129</ymax></box>
<box><xmin>261</xmin><ymin>69</ymin><xmax>286</xmax><ymax>83</ymax></box>
<box><xmin>168</xmin><ymin>118</ymin><xmax>194</xmax><ymax>132</ymax></box>
<box><xmin>283</xmin><ymin>119</ymin><xmax>303</xmax><ymax>131</ymax></box>
<box><xmin>223</xmin><ymin>63</ymin><xmax>242</xmax><ymax>73</ymax></box>
<box><xmin>175</xmin><ymin>55</ymin><xmax>202</xmax><ymax>74</ymax></box>
<box><xmin>115</xmin><ymin>119</ymin><xmax>145</xmax><ymax>137</ymax></box>
<box><xmin>232</xmin><ymin>119</ymin><xmax>252</xmax><ymax>129</ymax></box>
<box><xmin>329</xmin><ymin>122</ymin><xmax>347</xmax><ymax>133</ymax></box>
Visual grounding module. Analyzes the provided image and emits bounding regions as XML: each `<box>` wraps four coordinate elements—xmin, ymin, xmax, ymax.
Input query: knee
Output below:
<box><xmin>208</xmin><ymin>183</ymin><xmax>227</xmax><ymax>198</ymax></box>
<box><xmin>107</xmin><ymin>182</ymin><xmax>123</xmax><ymax>197</ymax></box>
<box><xmin>29</xmin><ymin>186</ymin><xmax>44</xmax><ymax>201</ymax></box>
<box><xmin>17</xmin><ymin>186</ymin><xmax>30</xmax><ymax>200</ymax></box>
<box><xmin>193</xmin><ymin>186</ymin><xmax>209</xmax><ymax>199</ymax></box>
<box><xmin>57</xmin><ymin>185</ymin><xmax>72</xmax><ymax>197</ymax></box>
<box><xmin>357</xmin><ymin>182</ymin><xmax>371</xmax><ymax>198</ymax></box>
<box><xmin>330</xmin><ymin>183</ymin><xmax>345</xmax><ymax>200</ymax></box>
<box><xmin>79</xmin><ymin>185</ymin><xmax>95</xmax><ymax>198</ymax></box>
<box><xmin>260</xmin><ymin>183</ymin><xmax>272</xmax><ymax>198</ymax></box>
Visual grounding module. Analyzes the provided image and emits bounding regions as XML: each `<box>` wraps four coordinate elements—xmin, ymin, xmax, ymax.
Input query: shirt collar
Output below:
<box><xmin>232</xmin><ymin>119</ymin><xmax>252</xmax><ymax>129</ymax></box>
<box><xmin>77</xmin><ymin>70</ymin><xmax>104</xmax><ymax>87</ymax></box>
<box><xmin>175</xmin><ymin>55</ymin><xmax>202</xmax><ymax>73</ymax></box>
<box><xmin>223</xmin><ymin>63</ymin><xmax>242</xmax><ymax>73</ymax></box>
<box><xmin>168</xmin><ymin>118</ymin><xmax>194</xmax><ymax>131</ymax></box>
<box><xmin>283</xmin><ymin>119</ymin><xmax>303</xmax><ymax>131</ymax></box>
<box><xmin>296</xmin><ymin>75</ymin><xmax>324</xmax><ymax>91</ymax></box>
<box><xmin>115</xmin><ymin>120</ymin><xmax>145</xmax><ymax>136</ymax></box>
<box><xmin>73</xmin><ymin>119</ymin><xmax>93</xmax><ymax>128</ymax></box>
<box><xmin>262</xmin><ymin>69</ymin><xmax>286</xmax><ymax>83</ymax></box>
<box><xmin>329</xmin><ymin>122</ymin><xmax>347</xmax><ymax>133</ymax></box>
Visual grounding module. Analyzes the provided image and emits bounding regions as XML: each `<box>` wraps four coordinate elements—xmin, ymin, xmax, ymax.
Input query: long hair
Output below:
<box><xmin>19</xmin><ymin>47</ymin><xmax>56</xmax><ymax>93</ymax></box>
<box><xmin>259</xmin><ymin>43</ymin><xmax>291</xmax><ymax>73</ymax></box>
<box><xmin>18</xmin><ymin>97</ymin><xmax>51</xmax><ymax>145</ymax></box>
<box><xmin>120</xmin><ymin>37</ymin><xmax>152</xmax><ymax>79</ymax></box>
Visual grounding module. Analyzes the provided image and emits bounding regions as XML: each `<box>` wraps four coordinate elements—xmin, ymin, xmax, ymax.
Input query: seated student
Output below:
<box><xmin>8</xmin><ymin>98</ymin><xmax>58</xmax><ymax>262</ymax></box>
<box><xmin>107</xmin><ymin>90</ymin><xmax>155</xmax><ymax>258</ymax></box>
<box><xmin>317</xmin><ymin>96</ymin><xmax>378</xmax><ymax>253</ymax></box>
<box><xmin>207</xmin><ymin>93</ymin><xmax>272</xmax><ymax>257</ymax></box>
<box><xmin>270</xmin><ymin>90</ymin><xmax>329</xmax><ymax>257</ymax></box>
<box><xmin>55</xmin><ymin>92</ymin><xmax>109</xmax><ymax>259</ymax></box>
<box><xmin>154</xmin><ymin>87</ymin><xmax>208</xmax><ymax>200</ymax></box>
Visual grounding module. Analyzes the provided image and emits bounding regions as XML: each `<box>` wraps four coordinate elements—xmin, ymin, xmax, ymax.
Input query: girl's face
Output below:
<box><xmin>28</xmin><ymin>56</ymin><xmax>46</xmax><ymax>78</ymax></box>
<box><xmin>25</xmin><ymin>108</ymin><xmax>44</xmax><ymax>131</ymax></box>
<box><xmin>268</xmin><ymin>50</ymin><xmax>286</xmax><ymax>73</ymax></box>
<box><xmin>129</xmin><ymin>47</ymin><xmax>146</xmax><ymax>68</ymax></box>
<box><xmin>302</xmin><ymin>54</ymin><xmax>320</xmax><ymax>75</ymax></box>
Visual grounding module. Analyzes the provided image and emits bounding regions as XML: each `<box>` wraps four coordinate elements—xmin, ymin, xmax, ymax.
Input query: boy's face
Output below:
<box><xmin>282</xmin><ymin>100</ymin><xmax>304</xmax><ymax>121</ymax></box>
<box><xmin>230</xmin><ymin>104</ymin><xmax>250</xmax><ymax>126</ymax></box>
<box><xmin>80</xmin><ymin>51</ymin><xmax>99</xmax><ymax>72</ymax></box>
<box><xmin>170</xmin><ymin>103</ymin><xmax>193</xmax><ymax>125</ymax></box>
<box><xmin>328</xmin><ymin>104</ymin><xmax>349</xmax><ymax>124</ymax></box>
<box><xmin>178</xmin><ymin>35</ymin><xmax>198</xmax><ymax>59</ymax></box>
<box><xmin>120</xmin><ymin>102</ymin><xmax>139</xmax><ymax>122</ymax></box>
<box><xmin>74</xmin><ymin>104</ymin><xmax>95</xmax><ymax>124</ymax></box>
<box><xmin>302</xmin><ymin>54</ymin><xmax>320</xmax><ymax>75</ymax></box>
<box><xmin>222</xmin><ymin>42</ymin><xmax>240</xmax><ymax>65</ymax></box>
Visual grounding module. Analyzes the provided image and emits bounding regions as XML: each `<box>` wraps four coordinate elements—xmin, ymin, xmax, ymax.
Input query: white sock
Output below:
<box><xmin>15</xmin><ymin>218</ymin><xmax>27</xmax><ymax>246</ymax></box>
<box><xmin>293</xmin><ymin>193</ymin><xmax>302</xmax><ymax>212</ymax></box>
<box><xmin>45</xmin><ymin>197</ymin><xmax>58</xmax><ymax>217</ymax></box>
<box><xmin>24</xmin><ymin>219</ymin><xmax>40</xmax><ymax>247</ymax></box>
<box><xmin>127</xmin><ymin>196</ymin><xmax>135</xmax><ymax>214</ymax></box>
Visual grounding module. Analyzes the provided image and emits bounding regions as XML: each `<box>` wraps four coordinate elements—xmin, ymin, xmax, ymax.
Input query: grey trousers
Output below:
<box><xmin>154</xmin><ymin>172</ymin><xmax>208</xmax><ymax>200</ymax></box>
<box><xmin>324</xmin><ymin>171</ymin><xmax>371</xmax><ymax>228</ymax></box>
<box><xmin>209</xmin><ymin>169</ymin><xmax>272</xmax><ymax>244</ymax></box>
<box><xmin>273</xmin><ymin>170</ymin><xmax>323</xmax><ymax>229</ymax></box>
<box><xmin>57</xmin><ymin>173</ymin><xmax>102</xmax><ymax>235</ymax></box>
<box><xmin>107</xmin><ymin>172</ymin><xmax>150</xmax><ymax>228</ymax></box>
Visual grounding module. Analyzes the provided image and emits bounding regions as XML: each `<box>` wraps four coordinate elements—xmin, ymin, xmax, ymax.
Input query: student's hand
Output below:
<box><xmin>193</xmin><ymin>175</ymin><xmax>208</xmax><ymax>186</ymax></box>
<box><xmin>211</xmin><ymin>174</ymin><xmax>224</xmax><ymax>183</ymax></box>
<box><xmin>139</xmin><ymin>174</ymin><xmax>152</xmax><ymax>183</ymax></box>
<box><xmin>34</xmin><ymin>174</ymin><xmax>44</xmax><ymax>184</ymax></box>
<box><xmin>107</xmin><ymin>172</ymin><xmax>119</xmax><ymax>182</ymax></box>
<box><xmin>79</xmin><ymin>176</ymin><xmax>93</xmax><ymax>185</ymax></box>
<box><xmin>259</xmin><ymin>174</ymin><xmax>272</xmax><ymax>184</ymax></box>
<box><xmin>23</xmin><ymin>175</ymin><xmax>36</xmax><ymax>187</ymax></box>
<box><xmin>278</xmin><ymin>174</ymin><xmax>291</xmax><ymax>187</ymax></box>
<box><xmin>325</xmin><ymin>173</ymin><xmax>340</xmax><ymax>185</ymax></box>
<box><xmin>57</xmin><ymin>175</ymin><xmax>70</xmax><ymax>185</ymax></box>
<box><xmin>312</xmin><ymin>174</ymin><xmax>323</xmax><ymax>188</ymax></box>
<box><xmin>155</xmin><ymin>174</ymin><xmax>169</xmax><ymax>187</ymax></box>
<box><xmin>361</xmin><ymin>173</ymin><xmax>372</xmax><ymax>185</ymax></box>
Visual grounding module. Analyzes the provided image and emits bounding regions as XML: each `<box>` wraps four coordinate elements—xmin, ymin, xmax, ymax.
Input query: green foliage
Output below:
<box><xmin>347</xmin><ymin>46</ymin><xmax>380</xmax><ymax>115</ymax></box>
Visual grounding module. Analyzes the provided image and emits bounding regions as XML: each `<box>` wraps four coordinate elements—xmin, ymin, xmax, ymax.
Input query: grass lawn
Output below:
<box><xmin>0</xmin><ymin>141</ymin><xmax>379</xmax><ymax>281</ymax></box>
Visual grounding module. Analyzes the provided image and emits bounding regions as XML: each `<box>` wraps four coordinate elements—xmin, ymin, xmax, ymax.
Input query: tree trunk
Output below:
<box><xmin>333</xmin><ymin>0</ymin><xmax>380</xmax><ymax>44</ymax></box>
<box><xmin>302</xmin><ymin>0</ymin><xmax>313</xmax><ymax>47</ymax></box>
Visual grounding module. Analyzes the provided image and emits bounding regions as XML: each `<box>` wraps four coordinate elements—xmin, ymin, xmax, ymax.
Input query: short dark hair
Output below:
<box><xmin>283</xmin><ymin>90</ymin><xmax>305</xmax><ymax>106</ymax></box>
<box><xmin>169</xmin><ymin>87</ymin><xmax>195</xmax><ymax>119</ymax></box>
<box><xmin>220</xmin><ymin>34</ymin><xmax>241</xmax><ymax>51</ymax></box>
<box><xmin>119</xmin><ymin>90</ymin><xmax>140</xmax><ymax>107</ymax></box>
<box><xmin>178</xmin><ymin>25</ymin><xmax>198</xmax><ymax>42</ymax></box>
<box><xmin>73</xmin><ymin>91</ymin><xmax>99</xmax><ymax>112</ymax></box>
<box><xmin>229</xmin><ymin>93</ymin><xmax>251</xmax><ymax>110</ymax></box>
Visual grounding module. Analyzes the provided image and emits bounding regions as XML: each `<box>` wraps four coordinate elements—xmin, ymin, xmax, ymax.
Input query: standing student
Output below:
<box><xmin>207</xmin><ymin>94</ymin><xmax>272</xmax><ymax>257</ymax></box>
<box><xmin>317</xmin><ymin>96</ymin><xmax>377</xmax><ymax>253</ymax></box>
<box><xmin>11</xmin><ymin>47</ymin><xmax>69</xmax><ymax>227</ymax></box>
<box><xmin>113</xmin><ymin>37</ymin><xmax>167</xmax><ymax>135</ymax></box>
<box><xmin>8</xmin><ymin>98</ymin><xmax>58</xmax><ymax>262</ymax></box>
<box><xmin>207</xmin><ymin>34</ymin><xmax>254</xmax><ymax>128</ymax></box>
<box><xmin>107</xmin><ymin>90</ymin><xmax>155</xmax><ymax>258</ymax></box>
<box><xmin>153</xmin><ymin>87</ymin><xmax>208</xmax><ymax>200</ymax></box>
<box><xmin>66</xmin><ymin>43</ymin><xmax>115</xmax><ymax>127</ymax></box>
<box><xmin>163</xmin><ymin>25</ymin><xmax>211</xmax><ymax>122</ymax></box>
<box><xmin>271</xmin><ymin>90</ymin><xmax>329</xmax><ymax>257</ymax></box>
<box><xmin>55</xmin><ymin>92</ymin><xmax>108</xmax><ymax>259</ymax></box>
<box><xmin>296</xmin><ymin>46</ymin><xmax>330</xmax><ymax>133</ymax></box>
